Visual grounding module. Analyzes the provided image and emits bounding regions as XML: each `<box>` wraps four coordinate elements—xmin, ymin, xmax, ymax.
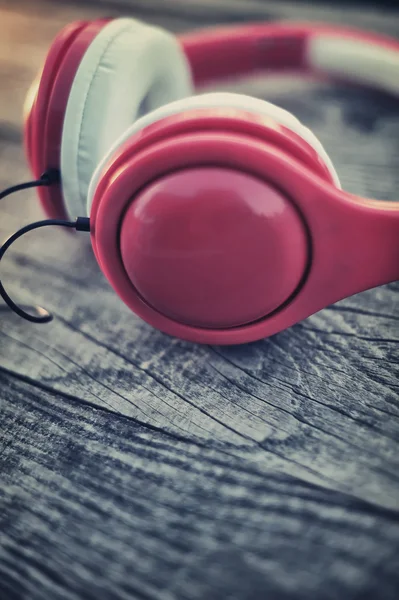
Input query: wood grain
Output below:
<box><xmin>1</xmin><ymin>368</ymin><xmax>399</xmax><ymax>600</ymax></box>
<box><xmin>0</xmin><ymin>1</ymin><xmax>398</xmax><ymax>599</ymax></box>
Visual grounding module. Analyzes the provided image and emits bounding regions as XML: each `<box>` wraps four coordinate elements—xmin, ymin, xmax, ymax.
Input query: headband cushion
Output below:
<box><xmin>309</xmin><ymin>35</ymin><xmax>399</xmax><ymax>96</ymax></box>
<box><xmin>61</xmin><ymin>17</ymin><xmax>193</xmax><ymax>219</ymax></box>
<box><xmin>87</xmin><ymin>91</ymin><xmax>341</xmax><ymax>214</ymax></box>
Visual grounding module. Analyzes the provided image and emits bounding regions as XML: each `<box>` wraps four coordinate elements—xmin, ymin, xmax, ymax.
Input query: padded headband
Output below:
<box><xmin>180</xmin><ymin>22</ymin><xmax>399</xmax><ymax>95</ymax></box>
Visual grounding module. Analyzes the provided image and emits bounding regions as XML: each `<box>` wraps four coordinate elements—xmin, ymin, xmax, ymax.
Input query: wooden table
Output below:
<box><xmin>0</xmin><ymin>1</ymin><xmax>398</xmax><ymax>599</ymax></box>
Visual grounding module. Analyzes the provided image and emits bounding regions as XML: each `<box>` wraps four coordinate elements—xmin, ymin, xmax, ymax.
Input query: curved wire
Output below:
<box><xmin>0</xmin><ymin>218</ymin><xmax>90</xmax><ymax>323</ymax></box>
<box><xmin>0</xmin><ymin>169</ymin><xmax>60</xmax><ymax>201</ymax></box>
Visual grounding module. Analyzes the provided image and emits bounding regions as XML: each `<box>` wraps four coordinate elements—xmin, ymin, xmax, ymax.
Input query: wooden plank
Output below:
<box><xmin>0</xmin><ymin>0</ymin><xmax>398</xmax><ymax>598</ymax></box>
<box><xmin>1</xmin><ymin>370</ymin><xmax>399</xmax><ymax>600</ymax></box>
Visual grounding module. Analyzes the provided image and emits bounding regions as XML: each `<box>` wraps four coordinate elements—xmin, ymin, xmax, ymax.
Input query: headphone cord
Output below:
<box><xmin>0</xmin><ymin>169</ymin><xmax>90</xmax><ymax>323</ymax></box>
<box><xmin>0</xmin><ymin>217</ymin><xmax>91</xmax><ymax>323</ymax></box>
<box><xmin>0</xmin><ymin>168</ymin><xmax>61</xmax><ymax>201</ymax></box>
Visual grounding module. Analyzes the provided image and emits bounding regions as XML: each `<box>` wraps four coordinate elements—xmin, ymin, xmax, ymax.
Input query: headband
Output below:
<box><xmin>180</xmin><ymin>22</ymin><xmax>399</xmax><ymax>95</ymax></box>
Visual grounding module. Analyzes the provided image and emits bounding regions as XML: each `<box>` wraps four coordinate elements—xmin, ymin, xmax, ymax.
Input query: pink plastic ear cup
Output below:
<box><xmin>23</xmin><ymin>20</ymin><xmax>87</xmax><ymax>219</ymax></box>
<box><xmin>23</xmin><ymin>19</ymin><xmax>109</xmax><ymax>220</ymax></box>
<box><xmin>89</xmin><ymin>105</ymin><xmax>399</xmax><ymax>344</ymax></box>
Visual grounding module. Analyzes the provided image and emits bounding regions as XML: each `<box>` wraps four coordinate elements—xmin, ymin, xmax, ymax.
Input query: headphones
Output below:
<box><xmin>16</xmin><ymin>18</ymin><xmax>399</xmax><ymax>344</ymax></box>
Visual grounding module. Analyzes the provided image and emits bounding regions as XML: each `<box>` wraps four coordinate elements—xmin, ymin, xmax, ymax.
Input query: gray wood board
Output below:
<box><xmin>0</xmin><ymin>1</ymin><xmax>398</xmax><ymax>599</ymax></box>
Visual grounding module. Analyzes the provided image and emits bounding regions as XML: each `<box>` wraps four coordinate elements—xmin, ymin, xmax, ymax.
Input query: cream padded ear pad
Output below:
<box><xmin>87</xmin><ymin>91</ymin><xmax>341</xmax><ymax>215</ymax></box>
<box><xmin>61</xmin><ymin>18</ymin><xmax>193</xmax><ymax>219</ymax></box>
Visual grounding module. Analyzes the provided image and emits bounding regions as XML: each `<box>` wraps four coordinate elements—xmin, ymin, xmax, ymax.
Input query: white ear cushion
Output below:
<box><xmin>61</xmin><ymin>18</ymin><xmax>193</xmax><ymax>219</ymax></box>
<box><xmin>87</xmin><ymin>91</ymin><xmax>341</xmax><ymax>214</ymax></box>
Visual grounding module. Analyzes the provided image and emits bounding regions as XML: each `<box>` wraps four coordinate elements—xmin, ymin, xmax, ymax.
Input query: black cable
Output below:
<box><xmin>0</xmin><ymin>169</ymin><xmax>60</xmax><ymax>202</ymax></box>
<box><xmin>0</xmin><ymin>217</ymin><xmax>90</xmax><ymax>323</ymax></box>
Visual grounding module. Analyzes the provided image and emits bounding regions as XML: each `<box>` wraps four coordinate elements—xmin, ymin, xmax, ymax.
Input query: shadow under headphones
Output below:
<box><xmin>4</xmin><ymin>18</ymin><xmax>399</xmax><ymax>344</ymax></box>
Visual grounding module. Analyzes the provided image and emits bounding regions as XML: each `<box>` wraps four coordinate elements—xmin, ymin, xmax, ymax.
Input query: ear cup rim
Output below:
<box><xmin>87</xmin><ymin>92</ymin><xmax>341</xmax><ymax>214</ymax></box>
<box><xmin>25</xmin><ymin>20</ymin><xmax>87</xmax><ymax>219</ymax></box>
<box><xmin>24</xmin><ymin>20</ymin><xmax>110</xmax><ymax>220</ymax></box>
<box><xmin>44</xmin><ymin>20</ymin><xmax>109</xmax><ymax>220</ymax></box>
<box><xmin>89</xmin><ymin>107</ymin><xmax>338</xmax><ymax>243</ymax></box>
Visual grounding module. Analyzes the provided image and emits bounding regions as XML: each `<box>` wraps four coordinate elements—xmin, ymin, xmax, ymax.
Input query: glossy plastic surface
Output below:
<box><xmin>120</xmin><ymin>167</ymin><xmax>309</xmax><ymax>328</ymax></box>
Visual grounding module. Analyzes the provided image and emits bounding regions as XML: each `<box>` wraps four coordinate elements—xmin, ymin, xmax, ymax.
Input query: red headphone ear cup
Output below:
<box><xmin>88</xmin><ymin>116</ymin><xmax>319</xmax><ymax>343</ymax></box>
<box><xmin>23</xmin><ymin>19</ymin><xmax>109</xmax><ymax>220</ymax></box>
<box><xmin>24</xmin><ymin>22</ymin><xmax>86</xmax><ymax>180</ymax></box>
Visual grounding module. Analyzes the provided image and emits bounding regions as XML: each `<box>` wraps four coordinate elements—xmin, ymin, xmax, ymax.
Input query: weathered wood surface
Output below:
<box><xmin>0</xmin><ymin>1</ymin><xmax>398</xmax><ymax>599</ymax></box>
